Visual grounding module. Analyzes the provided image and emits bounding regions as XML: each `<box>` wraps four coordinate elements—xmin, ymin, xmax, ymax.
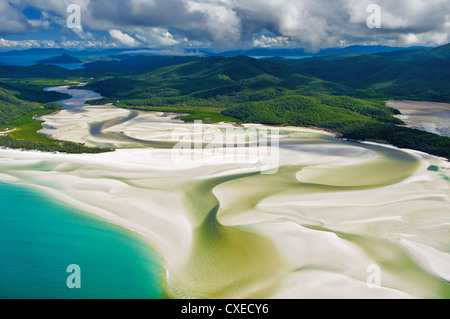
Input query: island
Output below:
<box><xmin>37</xmin><ymin>54</ymin><xmax>83</xmax><ymax>64</ymax></box>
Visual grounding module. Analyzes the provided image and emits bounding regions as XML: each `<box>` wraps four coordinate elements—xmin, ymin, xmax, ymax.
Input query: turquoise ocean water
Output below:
<box><xmin>0</xmin><ymin>182</ymin><xmax>164</xmax><ymax>299</ymax></box>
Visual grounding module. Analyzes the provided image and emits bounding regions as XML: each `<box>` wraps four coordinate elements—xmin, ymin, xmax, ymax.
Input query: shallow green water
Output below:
<box><xmin>0</xmin><ymin>182</ymin><xmax>164</xmax><ymax>299</ymax></box>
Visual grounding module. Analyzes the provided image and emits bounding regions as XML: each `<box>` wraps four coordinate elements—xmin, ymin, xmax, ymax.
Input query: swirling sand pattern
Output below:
<box><xmin>1</xmin><ymin>86</ymin><xmax>449</xmax><ymax>299</ymax></box>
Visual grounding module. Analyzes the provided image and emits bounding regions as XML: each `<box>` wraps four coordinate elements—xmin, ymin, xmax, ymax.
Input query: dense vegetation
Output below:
<box><xmin>224</xmin><ymin>96</ymin><xmax>450</xmax><ymax>159</ymax></box>
<box><xmin>0</xmin><ymin>80</ymin><xmax>112</xmax><ymax>153</ymax></box>
<box><xmin>0</xmin><ymin>86</ymin><xmax>43</xmax><ymax>126</ymax></box>
<box><xmin>86</xmin><ymin>56</ymin><xmax>354</xmax><ymax>101</ymax></box>
<box><xmin>0</xmin><ymin>45</ymin><xmax>449</xmax><ymax>159</ymax></box>
<box><xmin>0</xmin><ymin>134</ymin><xmax>110</xmax><ymax>153</ymax></box>
<box><xmin>0</xmin><ymin>80</ymin><xmax>69</xmax><ymax>106</ymax></box>
<box><xmin>0</xmin><ymin>64</ymin><xmax>73</xmax><ymax>79</ymax></box>
<box><xmin>266</xmin><ymin>44</ymin><xmax>450</xmax><ymax>102</ymax></box>
<box><xmin>81</xmin><ymin>55</ymin><xmax>203</xmax><ymax>77</ymax></box>
<box><xmin>85</xmin><ymin>54</ymin><xmax>450</xmax><ymax>159</ymax></box>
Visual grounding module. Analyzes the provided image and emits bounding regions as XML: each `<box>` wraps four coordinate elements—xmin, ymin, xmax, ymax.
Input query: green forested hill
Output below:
<box><xmin>81</xmin><ymin>55</ymin><xmax>203</xmax><ymax>76</ymax></box>
<box><xmin>378</xmin><ymin>43</ymin><xmax>450</xmax><ymax>61</ymax></box>
<box><xmin>85</xmin><ymin>56</ymin><xmax>355</xmax><ymax>106</ymax></box>
<box><xmin>85</xmin><ymin>55</ymin><xmax>450</xmax><ymax>159</ymax></box>
<box><xmin>0</xmin><ymin>64</ymin><xmax>73</xmax><ymax>79</ymax></box>
<box><xmin>0</xmin><ymin>81</ymin><xmax>110</xmax><ymax>153</ymax></box>
<box><xmin>266</xmin><ymin>43</ymin><xmax>450</xmax><ymax>101</ymax></box>
<box><xmin>0</xmin><ymin>81</ymin><xmax>69</xmax><ymax>105</ymax></box>
<box><xmin>36</xmin><ymin>54</ymin><xmax>82</xmax><ymax>64</ymax></box>
<box><xmin>0</xmin><ymin>51</ymin><xmax>449</xmax><ymax>158</ymax></box>
<box><xmin>0</xmin><ymin>79</ymin><xmax>71</xmax><ymax>125</ymax></box>
<box><xmin>0</xmin><ymin>86</ymin><xmax>43</xmax><ymax>125</ymax></box>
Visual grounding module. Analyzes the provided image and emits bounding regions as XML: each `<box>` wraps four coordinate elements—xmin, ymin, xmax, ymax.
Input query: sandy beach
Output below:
<box><xmin>0</xmin><ymin>86</ymin><xmax>449</xmax><ymax>299</ymax></box>
<box><xmin>1</xmin><ymin>138</ymin><xmax>448</xmax><ymax>298</ymax></box>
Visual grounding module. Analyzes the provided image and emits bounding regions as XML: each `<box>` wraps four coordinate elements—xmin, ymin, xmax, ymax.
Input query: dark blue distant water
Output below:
<box><xmin>0</xmin><ymin>55</ymin><xmax>84</xmax><ymax>70</ymax></box>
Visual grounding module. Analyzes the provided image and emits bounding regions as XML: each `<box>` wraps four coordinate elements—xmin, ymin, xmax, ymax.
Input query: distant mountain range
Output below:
<box><xmin>81</xmin><ymin>55</ymin><xmax>203</xmax><ymax>76</ymax></box>
<box><xmin>0</xmin><ymin>45</ymin><xmax>433</xmax><ymax>59</ymax></box>
<box><xmin>265</xmin><ymin>43</ymin><xmax>450</xmax><ymax>101</ymax></box>
<box><xmin>82</xmin><ymin>52</ymin><xmax>450</xmax><ymax>159</ymax></box>
<box><xmin>0</xmin><ymin>48</ymin><xmax>124</xmax><ymax>57</ymax></box>
<box><xmin>2</xmin><ymin>43</ymin><xmax>448</xmax><ymax>102</ymax></box>
<box><xmin>0</xmin><ymin>43</ymin><xmax>449</xmax><ymax>158</ymax></box>
<box><xmin>219</xmin><ymin>45</ymin><xmax>431</xmax><ymax>58</ymax></box>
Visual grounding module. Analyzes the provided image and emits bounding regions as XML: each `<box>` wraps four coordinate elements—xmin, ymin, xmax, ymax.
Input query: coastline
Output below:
<box><xmin>387</xmin><ymin>100</ymin><xmax>450</xmax><ymax>138</ymax></box>
<box><xmin>0</xmin><ymin>179</ymin><xmax>164</xmax><ymax>299</ymax></box>
<box><xmin>1</xmin><ymin>85</ymin><xmax>449</xmax><ymax>298</ymax></box>
<box><xmin>1</xmin><ymin>136</ymin><xmax>449</xmax><ymax>298</ymax></box>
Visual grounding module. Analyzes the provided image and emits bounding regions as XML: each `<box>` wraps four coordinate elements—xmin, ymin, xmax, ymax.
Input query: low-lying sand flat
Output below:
<box><xmin>387</xmin><ymin>100</ymin><xmax>450</xmax><ymax>138</ymax></box>
<box><xmin>0</xmin><ymin>86</ymin><xmax>449</xmax><ymax>299</ymax></box>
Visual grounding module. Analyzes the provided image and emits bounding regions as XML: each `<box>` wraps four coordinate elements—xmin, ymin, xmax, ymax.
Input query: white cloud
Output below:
<box><xmin>134</xmin><ymin>28</ymin><xmax>180</xmax><ymax>46</ymax></box>
<box><xmin>27</xmin><ymin>19</ymin><xmax>51</xmax><ymax>29</ymax></box>
<box><xmin>0</xmin><ymin>38</ymin><xmax>58</xmax><ymax>49</ymax></box>
<box><xmin>119</xmin><ymin>48</ymin><xmax>205</xmax><ymax>56</ymax></box>
<box><xmin>109</xmin><ymin>29</ymin><xmax>140</xmax><ymax>47</ymax></box>
<box><xmin>0</xmin><ymin>0</ymin><xmax>29</xmax><ymax>33</ymax></box>
<box><xmin>252</xmin><ymin>35</ymin><xmax>293</xmax><ymax>48</ymax></box>
<box><xmin>186</xmin><ymin>0</ymin><xmax>242</xmax><ymax>48</ymax></box>
<box><xmin>1</xmin><ymin>0</ymin><xmax>450</xmax><ymax>50</ymax></box>
<box><xmin>0</xmin><ymin>37</ymin><xmax>122</xmax><ymax>50</ymax></box>
<box><xmin>59</xmin><ymin>39</ymin><xmax>119</xmax><ymax>49</ymax></box>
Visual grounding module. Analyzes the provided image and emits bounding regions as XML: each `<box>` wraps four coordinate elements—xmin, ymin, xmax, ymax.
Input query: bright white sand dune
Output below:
<box><xmin>0</xmin><ymin>87</ymin><xmax>449</xmax><ymax>299</ymax></box>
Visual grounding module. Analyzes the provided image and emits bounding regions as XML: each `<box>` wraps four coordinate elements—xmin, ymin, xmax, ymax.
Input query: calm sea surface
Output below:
<box><xmin>0</xmin><ymin>55</ymin><xmax>84</xmax><ymax>70</ymax></box>
<box><xmin>0</xmin><ymin>182</ymin><xmax>164</xmax><ymax>299</ymax></box>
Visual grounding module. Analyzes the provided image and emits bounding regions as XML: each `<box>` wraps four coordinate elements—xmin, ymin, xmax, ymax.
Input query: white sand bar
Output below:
<box><xmin>387</xmin><ymin>100</ymin><xmax>450</xmax><ymax>137</ymax></box>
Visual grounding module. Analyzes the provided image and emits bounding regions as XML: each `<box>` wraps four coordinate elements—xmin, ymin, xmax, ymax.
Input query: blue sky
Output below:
<box><xmin>1</xmin><ymin>0</ymin><xmax>449</xmax><ymax>51</ymax></box>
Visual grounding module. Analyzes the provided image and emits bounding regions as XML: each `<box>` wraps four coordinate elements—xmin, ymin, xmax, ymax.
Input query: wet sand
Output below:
<box><xmin>387</xmin><ymin>100</ymin><xmax>450</xmax><ymax>137</ymax></box>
